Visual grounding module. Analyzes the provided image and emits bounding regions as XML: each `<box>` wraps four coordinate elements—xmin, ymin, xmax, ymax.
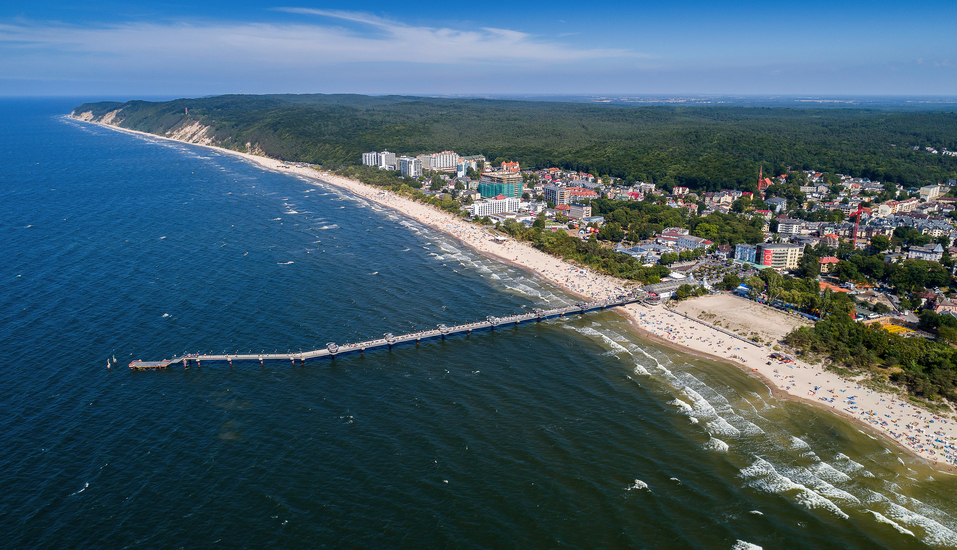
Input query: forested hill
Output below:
<box><xmin>72</xmin><ymin>94</ymin><xmax>957</xmax><ymax>191</ymax></box>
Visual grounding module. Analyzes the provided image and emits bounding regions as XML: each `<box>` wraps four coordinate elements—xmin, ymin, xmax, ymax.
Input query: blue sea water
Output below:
<box><xmin>2</xmin><ymin>98</ymin><xmax>957</xmax><ymax>549</ymax></box>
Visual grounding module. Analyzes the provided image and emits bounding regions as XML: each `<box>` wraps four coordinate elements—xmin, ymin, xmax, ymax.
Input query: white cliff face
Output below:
<box><xmin>167</xmin><ymin>120</ymin><xmax>215</xmax><ymax>145</ymax></box>
<box><xmin>100</xmin><ymin>109</ymin><xmax>121</xmax><ymax>125</ymax></box>
<box><xmin>71</xmin><ymin>108</ymin><xmax>221</xmax><ymax>149</ymax></box>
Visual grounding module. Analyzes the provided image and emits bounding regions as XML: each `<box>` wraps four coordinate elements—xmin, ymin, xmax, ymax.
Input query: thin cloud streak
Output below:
<box><xmin>0</xmin><ymin>13</ymin><xmax>639</xmax><ymax>73</ymax></box>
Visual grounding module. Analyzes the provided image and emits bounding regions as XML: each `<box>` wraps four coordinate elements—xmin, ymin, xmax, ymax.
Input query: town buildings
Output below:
<box><xmin>468</xmin><ymin>196</ymin><xmax>521</xmax><ymax>218</ymax></box>
<box><xmin>398</xmin><ymin>156</ymin><xmax>423</xmax><ymax>178</ymax></box>
<box><xmin>568</xmin><ymin>203</ymin><xmax>592</xmax><ymax>220</ymax></box>
<box><xmin>734</xmin><ymin>243</ymin><xmax>804</xmax><ymax>270</ymax></box>
<box><xmin>543</xmin><ymin>184</ymin><xmax>571</xmax><ymax>206</ymax></box>
<box><xmin>907</xmin><ymin>243</ymin><xmax>945</xmax><ymax>262</ymax></box>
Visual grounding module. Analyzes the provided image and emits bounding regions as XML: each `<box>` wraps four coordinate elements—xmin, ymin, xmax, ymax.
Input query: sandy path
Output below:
<box><xmin>75</xmin><ymin>117</ymin><xmax>957</xmax><ymax>472</ymax></box>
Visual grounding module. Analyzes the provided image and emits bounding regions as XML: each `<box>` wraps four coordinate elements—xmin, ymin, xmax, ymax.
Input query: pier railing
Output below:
<box><xmin>128</xmin><ymin>295</ymin><xmax>641</xmax><ymax>369</ymax></box>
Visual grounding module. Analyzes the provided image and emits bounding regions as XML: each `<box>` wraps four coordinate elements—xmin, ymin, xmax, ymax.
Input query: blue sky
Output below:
<box><xmin>1</xmin><ymin>1</ymin><xmax>955</xmax><ymax>97</ymax></box>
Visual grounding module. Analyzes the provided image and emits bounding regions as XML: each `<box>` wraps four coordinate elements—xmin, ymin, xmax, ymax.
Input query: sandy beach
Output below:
<box><xmin>74</xmin><ymin>116</ymin><xmax>957</xmax><ymax>472</ymax></box>
<box><xmin>625</xmin><ymin>295</ymin><xmax>957</xmax><ymax>471</ymax></box>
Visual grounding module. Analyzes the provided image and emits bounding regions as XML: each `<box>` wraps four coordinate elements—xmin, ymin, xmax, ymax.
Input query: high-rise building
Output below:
<box><xmin>378</xmin><ymin>151</ymin><xmax>396</xmax><ymax>170</ymax></box>
<box><xmin>478</xmin><ymin>182</ymin><xmax>516</xmax><ymax>199</ymax></box>
<box><xmin>543</xmin><ymin>184</ymin><xmax>571</xmax><ymax>205</ymax></box>
<box><xmin>431</xmin><ymin>151</ymin><xmax>459</xmax><ymax>171</ymax></box>
<box><xmin>757</xmin><ymin>243</ymin><xmax>803</xmax><ymax>270</ymax></box>
<box><xmin>398</xmin><ymin>156</ymin><xmax>423</xmax><ymax>178</ymax></box>
<box><xmin>479</xmin><ymin>171</ymin><xmax>522</xmax><ymax>198</ymax></box>
<box><xmin>362</xmin><ymin>152</ymin><xmax>378</xmax><ymax>166</ymax></box>
<box><xmin>469</xmin><ymin>196</ymin><xmax>521</xmax><ymax>218</ymax></box>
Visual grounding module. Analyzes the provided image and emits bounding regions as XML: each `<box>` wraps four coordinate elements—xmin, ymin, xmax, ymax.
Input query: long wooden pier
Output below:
<box><xmin>129</xmin><ymin>295</ymin><xmax>642</xmax><ymax>370</ymax></box>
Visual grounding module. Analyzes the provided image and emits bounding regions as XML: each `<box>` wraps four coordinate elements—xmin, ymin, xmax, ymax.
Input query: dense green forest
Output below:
<box><xmin>74</xmin><ymin>94</ymin><xmax>957</xmax><ymax>191</ymax></box>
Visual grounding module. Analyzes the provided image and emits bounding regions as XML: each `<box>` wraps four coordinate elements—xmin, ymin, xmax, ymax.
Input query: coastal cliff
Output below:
<box><xmin>72</xmin><ymin>106</ymin><xmax>227</xmax><ymax>150</ymax></box>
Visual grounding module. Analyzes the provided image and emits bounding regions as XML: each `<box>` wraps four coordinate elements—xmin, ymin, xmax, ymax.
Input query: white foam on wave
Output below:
<box><xmin>704</xmin><ymin>437</ymin><xmax>729</xmax><ymax>452</ymax></box>
<box><xmin>808</xmin><ymin>461</ymin><xmax>852</xmax><ymax>484</ymax></box>
<box><xmin>832</xmin><ymin>453</ymin><xmax>866</xmax><ymax>474</ymax></box>
<box><xmin>503</xmin><ymin>283</ymin><xmax>544</xmax><ymax>299</ymax></box>
<box><xmin>869</xmin><ymin>510</ymin><xmax>916</xmax><ymax>537</ymax></box>
<box><xmin>741</xmin><ymin>422</ymin><xmax>765</xmax><ymax>437</ymax></box>
<box><xmin>707</xmin><ymin>417</ymin><xmax>741</xmax><ymax>438</ymax></box>
<box><xmin>668</xmin><ymin>398</ymin><xmax>694</xmax><ymax>415</ymax></box>
<box><xmin>883</xmin><ymin>501</ymin><xmax>957</xmax><ymax>546</ymax></box>
<box><xmin>633</xmin><ymin>364</ymin><xmax>651</xmax><ymax>376</ymax></box>
<box><xmin>689</xmin><ymin>417</ymin><xmax>699</xmax><ymax>424</ymax></box>
<box><xmin>566</xmin><ymin>325</ymin><xmax>632</xmax><ymax>355</ymax></box>
<box><xmin>277</xmin><ymin>261</ymin><xmax>294</xmax><ymax>265</ymax></box>
<box><xmin>70</xmin><ymin>482</ymin><xmax>89</xmax><ymax>496</ymax></box>
<box><xmin>739</xmin><ymin>458</ymin><xmax>848</xmax><ymax>519</ymax></box>
<box><xmin>625</xmin><ymin>479</ymin><xmax>648</xmax><ymax>491</ymax></box>
<box><xmin>318</xmin><ymin>224</ymin><xmax>339</xmax><ymax>230</ymax></box>
<box><xmin>679</xmin><ymin>387</ymin><xmax>740</xmax><ymax>438</ymax></box>
<box><xmin>731</xmin><ymin>541</ymin><xmax>762</xmax><ymax>550</ymax></box>
<box><xmin>789</xmin><ymin>436</ymin><xmax>811</xmax><ymax>451</ymax></box>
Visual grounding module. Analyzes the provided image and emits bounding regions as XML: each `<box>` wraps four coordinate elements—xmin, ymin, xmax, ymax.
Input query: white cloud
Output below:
<box><xmin>0</xmin><ymin>10</ymin><xmax>639</xmax><ymax>76</ymax></box>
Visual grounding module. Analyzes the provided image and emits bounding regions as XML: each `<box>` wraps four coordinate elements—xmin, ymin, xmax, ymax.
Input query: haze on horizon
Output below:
<box><xmin>1</xmin><ymin>0</ymin><xmax>954</xmax><ymax>98</ymax></box>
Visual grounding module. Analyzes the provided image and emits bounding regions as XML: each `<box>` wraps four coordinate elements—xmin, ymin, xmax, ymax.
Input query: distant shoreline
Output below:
<box><xmin>69</xmin><ymin>114</ymin><xmax>957</xmax><ymax>474</ymax></box>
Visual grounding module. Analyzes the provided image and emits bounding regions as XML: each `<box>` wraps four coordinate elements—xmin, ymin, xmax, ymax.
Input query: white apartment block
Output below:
<box><xmin>920</xmin><ymin>185</ymin><xmax>942</xmax><ymax>201</ymax></box>
<box><xmin>362</xmin><ymin>152</ymin><xmax>378</xmax><ymax>166</ymax></box>
<box><xmin>776</xmin><ymin>219</ymin><xmax>803</xmax><ymax>235</ymax></box>
<box><xmin>378</xmin><ymin>150</ymin><xmax>396</xmax><ymax>170</ymax></box>
<box><xmin>469</xmin><ymin>197</ymin><xmax>521</xmax><ymax>218</ymax></box>
<box><xmin>398</xmin><ymin>156</ymin><xmax>422</xmax><ymax>178</ymax></box>
<box><xmin>430</xmin><ymin>151</ymin><xmax>459</xmax><ymax>170</ymax></box>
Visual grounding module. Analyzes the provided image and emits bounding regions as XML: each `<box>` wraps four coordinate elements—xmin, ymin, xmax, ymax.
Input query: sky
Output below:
<box><xmin>1</xmin><ymin>0</ymin><xmax>955</xmax><ymax>98</ymax></box>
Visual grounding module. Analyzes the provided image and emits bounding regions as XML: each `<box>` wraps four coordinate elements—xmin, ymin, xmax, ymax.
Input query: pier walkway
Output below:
<box><xmin>129</xmin><ymin>295</ymin><xmax>643</xmax><ymax>370</ymax></box>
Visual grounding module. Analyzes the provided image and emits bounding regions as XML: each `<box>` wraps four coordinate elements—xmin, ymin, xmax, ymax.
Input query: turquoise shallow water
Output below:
<box><xmin>2</xmin><ymin>99</ymin><xmax>956</xmax><ymax>549</ymax></box>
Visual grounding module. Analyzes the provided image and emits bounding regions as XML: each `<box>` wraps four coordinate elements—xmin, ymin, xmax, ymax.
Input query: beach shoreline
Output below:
<box><xmin>71</xmin><ymin>115</ymin><xmax>957</xmax><ymax>473</ymax></box>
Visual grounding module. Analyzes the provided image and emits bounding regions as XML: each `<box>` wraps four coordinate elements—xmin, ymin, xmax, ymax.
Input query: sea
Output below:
<box><xmin>2</xmin><ymin>98</ymin><xmax>957</xmax><ymax>549</ymax></box>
